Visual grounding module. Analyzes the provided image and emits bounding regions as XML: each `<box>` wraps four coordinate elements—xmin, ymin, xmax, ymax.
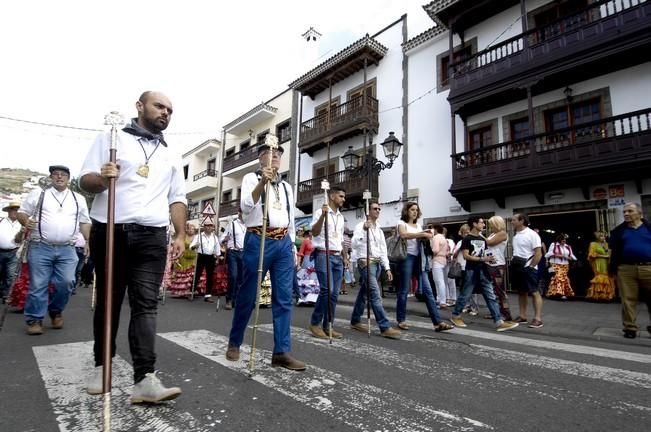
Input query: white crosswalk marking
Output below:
<box><xmin>329</xmin><ymin>316</ymin><xmax>651</xmax><ymax>389</ymax></box>
<box><xmin>257</xmin><ymin>324</ymin><xmax>651</xmax><ymax>416</ymax></box>
<box><xmin>334</xmin><ymin>304</ymin><xmax>651</xmax><ymax>364</ymax></box>
<box><xmin>33</xmin><ymin>342</ymin><xmax>208</xmax><ymax>432</ymax></box>
<box><xmin>159</xmin><ymin>329</ymin><xmax>493</xmax><ymax>431</ymax></box>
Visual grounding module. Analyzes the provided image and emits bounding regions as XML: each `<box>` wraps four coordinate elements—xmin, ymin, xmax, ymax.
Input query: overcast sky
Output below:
<box><xmin>0</xmin><ymin>0</ymin><xmax>431</xmax><ymax>175</ymax></box>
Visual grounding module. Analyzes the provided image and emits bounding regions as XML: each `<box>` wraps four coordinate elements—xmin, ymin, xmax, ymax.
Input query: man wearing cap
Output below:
<box><xmin>79</xmin><ymin>91</ymin><xmax>186</xmax><ymax>404</ymax></box>
<box><xmin>190</xmin><ymin>219</ymin><xmax>220</xmax><ymax>302</ymax></box>
<box><xmin>0</xmin><ymin>201</ymin><xmax>24</xmax><ymax>302</ymax></box>
<box><xmin>223</xmin><ymin>208</ymin><xmax>246</xmax><ymax>310</ymax></box>
<box><xmin>225</xmin><ymin>141</ymin><xmax>306</xmax><ymax>371</ymax></box>
<box><xmin>16</xmin><ymin>165</ymin><xmax>91</xmax><ymax>335</ymax></box>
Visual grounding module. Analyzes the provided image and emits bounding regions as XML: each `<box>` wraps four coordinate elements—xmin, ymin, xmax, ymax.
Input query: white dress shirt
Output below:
<box><xmin>240</xmin><ymin>172</ymin><xmax>295</xmax><ymax>243</ymax></box>
<box><xmin>225</xmin><ymin>218</ymin><xmax>246</xmax><ymax>250</ymax></box>
<box><xmin>311</xmin><ymin>206</ymin><xmax>344</xmax><ymax>252</ymax></box>
<box><xmin>351</xmin><ymin>220</ymin><xmax>390</xmax><ymax>270</ymax></box>
<box><xmin>79</xmin><ymin>131</ymin><xmax>186</xmax><ymax>227</ymax></box>
<box><xmin>19</xmin><ymin>187</ymin><xmax>90</xmax><ymax>244</ymax></box>
<box><xmin>513</xmin><ymin>227</ymin><xmax>542</xmax><ymax>266</ymax></box>
<box><xmin>0</xmin><ymin>217</ymin><xmax>22</xmax><ymax>249</ymax></box>
<box><xmin>190</xmin><ymin>232</ymin><xmax>220</xmax><ymax>256</ymax></box>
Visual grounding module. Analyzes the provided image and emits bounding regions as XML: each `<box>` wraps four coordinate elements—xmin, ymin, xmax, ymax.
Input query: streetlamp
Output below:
<box><xmin>341</xmin><ymin>131</ymin><xmax>402</xmax><ymax>199</ymax></box>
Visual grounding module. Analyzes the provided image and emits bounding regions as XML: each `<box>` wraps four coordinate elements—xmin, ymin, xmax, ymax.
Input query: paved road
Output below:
<box><xmin>1</xmin><ymin>287</ymin><xmax>650</xmax><ymax>432</ymax></box>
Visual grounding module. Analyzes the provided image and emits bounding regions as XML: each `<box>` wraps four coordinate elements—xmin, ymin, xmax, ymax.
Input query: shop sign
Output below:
<box><xmin>608</xmin><ymin>184</ymin><xmax>625</xmax><ymax>198</ymax></box>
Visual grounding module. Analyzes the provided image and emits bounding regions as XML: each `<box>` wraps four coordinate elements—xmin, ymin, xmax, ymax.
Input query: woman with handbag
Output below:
<box><xmin>395</xmin><ymin>202</ymin><xmax>453</xmax><ymax>332</ymax></box>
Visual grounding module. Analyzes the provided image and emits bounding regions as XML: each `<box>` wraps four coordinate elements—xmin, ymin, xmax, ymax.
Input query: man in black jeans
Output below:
<box><xmin>79</xmin><ymin>91</ymin><xmax>186</xmax><ymax>404</ymax></box>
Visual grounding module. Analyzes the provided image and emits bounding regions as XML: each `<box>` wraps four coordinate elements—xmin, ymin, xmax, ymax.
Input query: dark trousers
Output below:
<box><xmin>74</xmin><ymin>247</ymin><xmax>85</xmax><ymax>286</ymax></box>
<box><xmin>226</xmin><ymin>250</ymin><xmax>243</xmax><ymax>303</ymax></box>
<box><xmin>194</xmin><ymin>253</ymin><xmax>215</xmax><ymax>295</ymax></box>
<box><xmin>90</xmin><ymin>223</ymin><xmax>167</xmax><ymax>384</ymax></box>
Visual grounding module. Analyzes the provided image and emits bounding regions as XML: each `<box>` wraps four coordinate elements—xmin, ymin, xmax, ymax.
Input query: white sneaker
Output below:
<box><xmin>86</xmin><ymin>366</ymin><xmax>103</xmax><ymax>395</ymax></box>
<box><xmin>130</xmin><ymin>371</ymin><xmax>182</xmax><ymax>404</ymax></box>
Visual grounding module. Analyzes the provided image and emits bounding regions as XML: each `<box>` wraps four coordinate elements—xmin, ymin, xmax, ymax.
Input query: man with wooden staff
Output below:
<box><xmin>349</xmin><ymin>199</ymin><xmax>401</xmax><ymax>339</ymax></box>
<box><xmin>225</xmin><ymin>142</ymin><xmax>306</xmax><ymax>371</ymax></box>
<box><xmin>309</xmin><ymin>186</ymin><xmax>348</xmax><ymax>339</ymax></box>
<box><xmin>79</xmin><ymin>91</ymin><xmax>186</xmax><ymax>403</ymax></box>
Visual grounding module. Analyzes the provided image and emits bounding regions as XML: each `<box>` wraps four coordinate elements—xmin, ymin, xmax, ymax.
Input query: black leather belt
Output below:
<box><xmin>93</xmin><ymin>221</ymin><xmax>166</xmax><ymax>233</ymax></box>
<box><xmin>0</xmin><ymin>248</ymin><xmax>18</xmax><ymax>253</ymax></box>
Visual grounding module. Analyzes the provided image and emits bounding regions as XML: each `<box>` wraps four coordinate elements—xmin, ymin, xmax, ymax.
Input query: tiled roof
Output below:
<box><xmin>289</xmin><ymin>34</ymin><xmax>388</xmax><ymax>90</ymax></box>
<box><xmin>422</xmin><ymin>0</ymin><xmax>459</xmax><ymax>28</ymax></box>
<box><xmin>402</xmin><ymin>25</ymin><xmax>446</xmax><ymax>52</ymax></box>
<box><xmin>223</xmin><ymin>102</ymin><xmax>278</xmax><ymax>131</ymax></box>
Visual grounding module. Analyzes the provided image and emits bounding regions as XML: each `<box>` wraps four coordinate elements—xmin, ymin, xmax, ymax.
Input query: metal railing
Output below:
<box><xmin>193</xmin><ymin>169</ymin><xmax>217</xmax><ymax>181</ymax></box>
<box><xmin>223</xmin><ymin>144</ymin><xmax>260</xmax><ymax>172</ymax></box>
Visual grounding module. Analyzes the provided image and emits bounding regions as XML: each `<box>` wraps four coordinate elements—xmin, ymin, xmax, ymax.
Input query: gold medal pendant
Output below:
<box><xmin>136</xmin><ymin>164</ymin><xmax>150</xmax><ymax>178</ymax></box>
<box><xmin>57</xmin><ymin>207</ymin><xmax>63</xmax><ymax>213</ymax></box>
<box><xmin>272</xmin><ymin>200</ymin><xmax>282</xmax><ymax>210</ymax></box>
<box><xmin>331</xmin><ymin>231</ymin><xmax>338</xmax><ymax>239</ymax></box>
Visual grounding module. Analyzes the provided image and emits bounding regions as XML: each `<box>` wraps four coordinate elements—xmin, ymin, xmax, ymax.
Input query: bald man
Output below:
<box><xmin>80</xmin><ymin>91</ymin><xmax>186</xmax><ymax>404</ymax></box>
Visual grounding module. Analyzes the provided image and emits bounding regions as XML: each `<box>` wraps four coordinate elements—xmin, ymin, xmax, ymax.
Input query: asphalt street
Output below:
<box><xmin>1</xmin><ymin>286</ymin><xmax>650</xmax><ymax>432</ymax></box>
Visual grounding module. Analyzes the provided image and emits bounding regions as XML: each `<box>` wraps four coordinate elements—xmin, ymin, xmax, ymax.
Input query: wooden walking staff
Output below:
<box><xmin>321</xmin><ymin>178</ymin><xmax>334</xmax><ymax>344</ymax></box>
<box><xmin>102</xmin><ymin>111</ymin><xmax>124</xmax><ymax>431</ymax></box>
<box><xmin>248</xmin><ymin>134</ymin><xmax>279</xmax><ymax>376</ymax></box>
<box><xmin>363</xmin><ymin>189</ymin><xmax>372</xmax><ymax>338</ymax></box>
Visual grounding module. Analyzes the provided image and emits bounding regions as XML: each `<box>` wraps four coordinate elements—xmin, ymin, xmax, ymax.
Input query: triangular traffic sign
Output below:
<box><xmin>200</xmin><ymin>215</ymin><xmax>214</xmax><ymax>226</ymax></box>
<box><xmin>202</xmin><ymin>202</ymin><xmax>216</xmax><ymax>215</ymax></box>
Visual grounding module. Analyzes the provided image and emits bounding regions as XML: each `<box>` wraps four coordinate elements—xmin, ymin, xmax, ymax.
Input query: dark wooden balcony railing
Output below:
<box><xmin>296</xmin><ymin>168</ymin><xmax>378</xmax><ymax>209</ymax></box>
<box><xmin>451</xmin><ymin>108</ymin><xmax>651</xmax><ymax>204</ymax></box>
<box><xmin>219</xmin><ymin>199</ymin><xmax>240</xmax><ymax>217</ymax></box>
<box><xmin>449</xmin><ymin>0</ymin><xmax>649</xmax><ymax>91</ymax></box>
<box><xmin>299</xmin><ymin>95</ymin><xmax>379</xmax><ymax>151</ymax></box>
<box><xmin>223</xmin><ymin>144</ymin><xmax>260</xmax><ymax>172</ymax></box>
<box><xmin>192</xmin><ymin>169</ymin><xmax>217</xmax><ymax>181</ymax></box>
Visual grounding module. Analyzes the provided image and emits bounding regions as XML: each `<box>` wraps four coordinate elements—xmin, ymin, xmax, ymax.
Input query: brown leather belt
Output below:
<box><xmin>247</xmin><ymin>226</ymin><xmax>288</xmax><ymax>240</ymax></box>
<box><xmin>315</xmin><ymin>249</ymin><xmax>341</xmax><ymax>255</ymax></box>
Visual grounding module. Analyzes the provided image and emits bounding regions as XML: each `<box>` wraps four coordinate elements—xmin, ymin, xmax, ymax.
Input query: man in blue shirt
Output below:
<box><xmin>609</xmin><ymin>202</ymin><xmax>651</xmax><ymax>339</ymax></box>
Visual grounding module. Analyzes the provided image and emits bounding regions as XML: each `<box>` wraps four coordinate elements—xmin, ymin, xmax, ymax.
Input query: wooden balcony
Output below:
<box><xmin>296</xmin><ymin>169</ymin><xmax>379</xmax><ymax>213</ymax></box>
<box><xmin>219</xmin><ymin>199</ymin><xmax>239</xmax><ymax>218</ymax></box>
<box><xmin>448</xmin><ymin>0</ymin><xmax>651</xmax><ymax>116</ymax></box>
<box><xmin>299</xmin><ymin>95</ymin><xmax>379</xmax><ymax>155</ymax></box>
<box><xmin>450</xmin><ymin>108</ymin><xmax>651</xmax><ymax>211</ymax></box>
<box><xmin>223</xmin><ymin>144</ymin><xmax>260</xmax><ymax>172</ymax></box>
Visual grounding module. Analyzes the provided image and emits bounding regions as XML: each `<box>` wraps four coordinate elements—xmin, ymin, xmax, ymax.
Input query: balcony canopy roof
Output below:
<box><xmin>223</xmin><ymin>102</ymin><xmax>278</xmax><ymax>135</ymax></box>
<box><xmin>290</xmin><ymin>34</ymin><xmax>388</xmax><ymax>99</ymax></box>
<box><xmin>423</xmin><ymin>0</ymin><xmax>520</xmax><ymax>31</ymax></box>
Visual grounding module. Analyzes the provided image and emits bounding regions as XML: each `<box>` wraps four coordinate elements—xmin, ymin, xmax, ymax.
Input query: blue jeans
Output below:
<box><xmin>397</xmin><ymin>253</ymin><xmax>443</xmax><ymax>325</ymax></box>
<box><xmin>0</xmin><ymin>249</ymin><xmax>19</xmax><ymax>298</ymax></box>
<box><xmin>226</xmin><ymin>249</ymin><xmax>243</xmax><ymax>303</ymax></box>
<box><xmin>351</xmin><ymin>261</ymin><xmax>391</xmax><ymax>331</ymax></box>
<box><xmin>25</xmin><ymin>242</ymin><xmax>78</xmax><ymax>323</ymax></box>
<box><xmin>90</xmin><ymin>223</ymin><xmax>167</xmax><ymax>384</ymax></box>
<box><xmin>311</xmin><ymin>251</ymin><xmax>344</xmax><ymax>329</ymax></box>
<box><xmin>453</xmin><ymin>267</ymin><xmax>502</xmax><ymax>323</ymax></box>
<box><xmin>229</xmin><ymin>232</ymin><xmax>294</xmax><ymax>353</ymax></box>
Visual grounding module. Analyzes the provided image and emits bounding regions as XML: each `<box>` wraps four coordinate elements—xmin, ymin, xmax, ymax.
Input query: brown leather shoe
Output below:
<box><xmin>397</xmin><ymin>321</ymin><xmax>410</xmax><ymax>330</ymax></box>
<box><xmin>27</xmin><ymin>321</ymin><xmax>44</xmax><ymax>335</ymax></box>
<box><xmin>271</xmin><ymin>353</ymin><xmax>306</xmax><ymax>371</ymax></box>
<box><xmin>350</xmin><ymin>322</ymin><xmax>369</xmax><ymax>332</ymax></box>
<box><xmin>51</xmin><ymin>314</ymin><xmax>64</xmax><ymax>329</ymax></box>
<box><xmin>381</xmin><ymin>327</ymin><xmax>401</xmax><ymax>339</ymax></box>
<box><xmin>308</xmin><ymin>325</ymin><xmax>328</xmax><ymax>339</ymax></box>
<box><xmin>225</xmin><ymin>345</ymin><xmax>240</xmax><ymax>361</ymax></box>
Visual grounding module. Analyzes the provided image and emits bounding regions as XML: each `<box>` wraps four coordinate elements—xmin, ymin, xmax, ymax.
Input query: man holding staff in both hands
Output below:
<box><xmin>80</xmin><ymin>91</ymin><xmax>186</xmax><ymax>403</ymax></box>
<box><xmin>225</xmin><ymin>140</ymin><xmax>306</xmax><ymax>371</ymax></box>
<box><xmin>349</xmin><ymin>199</ymin><xmax>401</xmax><ymax>339</ymax></box>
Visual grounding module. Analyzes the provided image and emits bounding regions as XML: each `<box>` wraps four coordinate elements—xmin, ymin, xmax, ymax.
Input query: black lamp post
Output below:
<box><xmin>341</xmin><ymin>131</ymin><xmax>402</xmax><ymax>198</ymax></box>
